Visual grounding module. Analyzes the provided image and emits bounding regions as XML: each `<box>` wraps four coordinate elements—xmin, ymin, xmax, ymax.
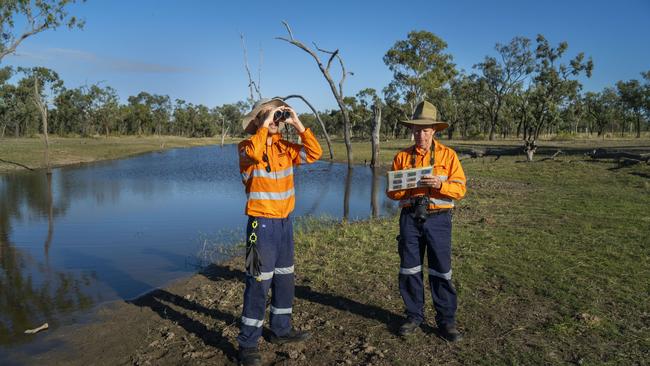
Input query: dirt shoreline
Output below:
<box><xmin>7</xmin><ymin>258</ymin><xmax>428</xmax><ymax>366</ymax></box>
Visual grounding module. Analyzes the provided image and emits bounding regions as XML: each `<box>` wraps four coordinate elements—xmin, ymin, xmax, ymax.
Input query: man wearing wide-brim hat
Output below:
<box><xmin>386</xmin><ymin>100</ymin><xmax>467</xmax><ymax>341</ymax></box>
<box><xmin>236</xmin><ymin>98</ymin><xmax>322</xmax><ymax>365</ymax></box>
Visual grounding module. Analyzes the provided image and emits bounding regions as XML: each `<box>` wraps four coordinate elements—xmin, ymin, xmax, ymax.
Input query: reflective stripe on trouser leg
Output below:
<box><xmin>237</xmin><ymin>217</ymin><xmax>277</xmax><ymax>348</ymax></box>
<box><xmin>422</xmin><ymin>210</ymin><xmax>457</xmax><ymax>327</ymax></box>
<box><xmin>397</xmin><ymin>210</ymin><xmax>426</xmax><ymax>324</ymax></box>
<box><xmin>270</xmin><ymin>217</ymin><xmax>295</xmax><ymax>337</ymax></box>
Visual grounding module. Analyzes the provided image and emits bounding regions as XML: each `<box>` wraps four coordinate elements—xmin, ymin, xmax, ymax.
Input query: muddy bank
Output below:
<box><xmin>8</xmin><ymin>258</ymin><xmax>444</xmax><ymax>366</ymax></box>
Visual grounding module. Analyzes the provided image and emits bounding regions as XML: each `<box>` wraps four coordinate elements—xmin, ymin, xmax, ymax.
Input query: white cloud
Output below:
<box><xmin>11</xmin><ymin>47</ymin><xmax>192</xmax><ymax>73</ymax></box>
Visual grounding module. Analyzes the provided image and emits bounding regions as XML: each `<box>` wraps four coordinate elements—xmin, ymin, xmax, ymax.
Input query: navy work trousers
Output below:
<box><xmin>398</xmin><ymin>209</ymin><xmax>457</xmax><ymax>327</ymax></box>
<box><xmin>237</xmin><ymin>216</ymin><xmax>295</xmax><ymax>348</ymax></box>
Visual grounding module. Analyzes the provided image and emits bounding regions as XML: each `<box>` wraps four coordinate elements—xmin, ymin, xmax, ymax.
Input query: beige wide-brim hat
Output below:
<box><xmin>241</xmin><ymin>98</ymin><xmax>291</xmax><ymax>134</ymax></box>
<box><xmin>400</xmin><ymin>100</ymin><xmax>449</xmax><ymax>131</ymax></box>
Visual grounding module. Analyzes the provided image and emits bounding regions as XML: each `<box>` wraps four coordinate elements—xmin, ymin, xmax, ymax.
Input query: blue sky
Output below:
<box><xmin>4</xmin><ymin>0</ymin><xmax>650</xmax><ymax>112</ymax></box>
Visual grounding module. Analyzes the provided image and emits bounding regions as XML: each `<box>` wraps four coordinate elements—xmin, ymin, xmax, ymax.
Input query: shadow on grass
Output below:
<box><xmin>201</xmin><ymin>264</ymin><xmax>418</xmax><ymax>334</ymax></box>
<box><xmin>128</xmin><ymin>263</ymin><xmax>412</xmax><ymax>360</ymax></box>
<box><xmin>629</xmin><ymin>171</ymin><xmax>650</xmax><ymax>179</ymax></box>
<box><xmin>128</xmin><ymin>287</ymin><xmax>239</xmax><ymax>362</ymax></box>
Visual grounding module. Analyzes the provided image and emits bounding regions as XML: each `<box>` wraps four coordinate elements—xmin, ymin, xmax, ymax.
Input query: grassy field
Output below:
<box><xmin>0</xmin><ymin>135</ymin><xmax>238</xmax><ymax>173</ymax></box>
<box><xmin>321</xmin><ymin>135</ymin><xmax>650</xmax><ymax>166</ymax></box>
<box><xmin>2</xmin><ymin>134</ymin><xmax>648</xmax><ymax>174</ymax></box>
<box><xmin>285</xmin><ymin>154</ymin><xmax>650</xmax><ymax>364</ymax></box>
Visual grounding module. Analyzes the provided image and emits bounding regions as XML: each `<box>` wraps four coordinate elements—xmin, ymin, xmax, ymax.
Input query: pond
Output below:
<box><xmin>0</xmin><ymin>144</ymin><xmax>398</xmax><ymax>348</ymax></box>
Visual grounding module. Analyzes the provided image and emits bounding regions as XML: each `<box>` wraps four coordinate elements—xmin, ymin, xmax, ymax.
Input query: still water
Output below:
<box><xmin>0</xmin><ymin>144</ymin><xmax>397</xmax><ymax>347</ymax></box>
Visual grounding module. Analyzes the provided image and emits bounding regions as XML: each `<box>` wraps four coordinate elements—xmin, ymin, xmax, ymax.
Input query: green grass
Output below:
<box><xmin>320</xmin><ymin>136</ymin><xmax>650</xmax><ymax>166</ymax></box>
<box><xmin>290</xmin><ymin>155</ymin><xmax>650</xmax><ymax>364</ymax></box>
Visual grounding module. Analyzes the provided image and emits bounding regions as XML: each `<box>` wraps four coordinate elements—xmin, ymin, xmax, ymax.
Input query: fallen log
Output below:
<box><xmin>458</xmin><ymin>146</ymin><xmax>524</xmax><ymax>160</ymax></box>
<box><xmin>0</xmin><ymin>158</ymin><xmax>35</xmax><ymax>171</ymax></box>
<box><xmin>586</xmin><ymin>149</ymin><xmax>650</xmax><ymax>163</ymax></box>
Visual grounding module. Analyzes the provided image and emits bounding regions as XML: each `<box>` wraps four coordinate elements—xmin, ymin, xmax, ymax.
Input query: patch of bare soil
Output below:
<box><xmin>8</xmin><ymin>251</ymin><xmax>559</xmax><ymax>366</ymax></box>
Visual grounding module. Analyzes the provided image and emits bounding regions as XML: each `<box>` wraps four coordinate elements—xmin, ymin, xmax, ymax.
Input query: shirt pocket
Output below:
<box><xmin>433</xmin><ymin>164</ymin><xmax>447</xmax><ymax>176</ymax></box>
<box><xmin>277</xmin><ymin>152</ymin><xmax>291</xmax><ymax>168</ymax></box>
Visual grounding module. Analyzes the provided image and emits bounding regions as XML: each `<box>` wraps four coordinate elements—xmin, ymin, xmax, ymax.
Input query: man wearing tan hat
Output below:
<box><xmin>236</xmin><ymin>98</ymin><xmax>322</xmax><ymax>365</ymax></box>
<box><xmin>386</xmin><ymin>100</ymin><xmax>467</xmax><ymax>342</ymax></box>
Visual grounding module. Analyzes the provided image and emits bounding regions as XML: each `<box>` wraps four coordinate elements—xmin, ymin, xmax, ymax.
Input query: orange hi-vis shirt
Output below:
<box><xmin>386</xmin><ymin>140</ymin><xmax>466</xmax><ymax>210</ymax></box>
<box><xmin>239</xmin><ymin>127</ymin><xmax>322</xmax><ymax>218</ymax></box>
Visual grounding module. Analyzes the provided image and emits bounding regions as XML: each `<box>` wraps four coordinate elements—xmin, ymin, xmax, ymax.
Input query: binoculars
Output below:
<box><xmin>274</xmin><ymin>110</ymin><xmax>291</xmax><ymax>121</ymax></box>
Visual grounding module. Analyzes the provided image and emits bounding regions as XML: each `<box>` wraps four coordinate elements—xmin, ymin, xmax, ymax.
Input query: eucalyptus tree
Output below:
<box><xmin>584</xmin><ymin>88</ymin><xmax>620</xmax><ymax>136</ymax></box>
<box><xmin>216</xmin><ymin>101</ymin><xmax>247</xmax><ymax>138</ymax></box>
<box><xmin>356</xmin><ymin>88</ymin><xmax>382</xmax><ymax>167</ymax></box>
<box><xmin>616</xmin><ymin>77</ymin><xmax>647</xmax><ymax>138</ymax></box>
<box><xmin>474</xmin><ymin>37</ymin><xmax>534</xmax><ymax>140</ymax></box>
<box><xmin>382</xmin><ymin>83</ymin><xmax>408</xmax><ymax>138</ymax></box>
<box><xmin>88</xmin><ymin>85</ymin><xmax>119</xmax><ymax>136</ymax></box>
<box><xmin>0</xmin><ymin>67</ymin><xmax>15</xmax><ymax>137</ymax></box>
<box><xmin>52</xmin><ymin>86</ymin><xmax>90</xmax><ymax>135</ymax></box>
<box><xmin>527</xmin><ymin>35</ymin><xmax>593</xmax><ymax>140</ymax></box>
<box><xmin>383</xmin><ymin>30</ymin><xmax>457</xmax><ymax>117</ymax></box>
<box><xmin>126</xmin><ymin>92</ymin><xmax>156</xmax><ymax>135</ymax></box>
<box><xmin>0</xmin><ymin>0</ymin><xmax>84</xmax><ymax>62</ymax></box>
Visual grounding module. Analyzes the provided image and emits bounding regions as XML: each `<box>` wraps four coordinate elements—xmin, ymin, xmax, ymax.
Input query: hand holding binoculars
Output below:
<box><xmin>273</xmin><ymin>110</ymin><xmax>291</xmax><ymax>121</ymax></box>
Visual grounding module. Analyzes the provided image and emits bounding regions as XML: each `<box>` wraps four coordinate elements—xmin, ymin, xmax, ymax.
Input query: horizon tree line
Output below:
<box><xmin>0</xmin><ymin>32</ymin><xmax>649</xmax><ymax>142</ymax></box>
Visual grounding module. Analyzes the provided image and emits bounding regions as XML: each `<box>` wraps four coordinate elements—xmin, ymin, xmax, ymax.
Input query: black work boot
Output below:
<box><xmin>238</xmin><ymin>347</ymin><xmax>261</xmax><ymax>366</ymax></box>
<box><xmin>438</xmin><ymin>324</ymin><xmax>463</xmax><ymax>342</ymax></box>
<box><xmin>269</xmin><ymin>328</ymin><xmax>311</xmax><ymax>345</ymax></box>
<box><xmin>398</xmin><ymin>320</ymin><xmax>421</xmax><ymax>336</ymax></box>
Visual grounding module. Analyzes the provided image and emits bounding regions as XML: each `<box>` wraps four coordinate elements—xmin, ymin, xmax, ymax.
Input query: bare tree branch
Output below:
<box><xmin>240</xmin><ymin>33</ymin><xmax>261</xmax><ymax>101</ymax></box>
<box><xmin>276</xmin><ymin>21</ymin><xmax>354</xmax><ymax>166</ymax></box>
<box><xmin>281</xmin><ymin>94</ymin><xmax>334</xmax><ymax>159</ymax></box>
<box><xmin>281</xmin><ymin>20</ymin><xmax>294</xmax><ymax>41</ymax></box>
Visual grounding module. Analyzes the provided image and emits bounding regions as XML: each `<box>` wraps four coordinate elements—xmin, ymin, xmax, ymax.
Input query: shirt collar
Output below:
<box><xmin>413</xmin><ymin>140</ymin><xmax>436</xmax><ymax>155</ymax></box>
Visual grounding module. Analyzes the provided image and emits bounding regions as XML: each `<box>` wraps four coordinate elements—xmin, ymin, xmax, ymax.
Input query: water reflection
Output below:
<box><xmin>0</xmin><ymin>144</ymin><xmax>398</xmax><ymax>348</ymax></box>
<box><xmin>0</xmin><ymin>172</ymin><xmax>94</xmax><ymax>347</ymax></box>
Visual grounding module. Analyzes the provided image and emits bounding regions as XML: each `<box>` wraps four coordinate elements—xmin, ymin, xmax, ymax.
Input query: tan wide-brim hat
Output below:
<box><xmin>400</xmin><ymin>100</ymin><xmax>449</xmax><ymax>131</ymax></box>
<box><xmin>241</xmin><ymin>98</ymin><xmax>291</xmax><ymax>134</ymax></box>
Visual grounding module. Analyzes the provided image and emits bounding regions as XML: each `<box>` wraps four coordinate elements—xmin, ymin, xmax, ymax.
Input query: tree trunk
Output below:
<box><xmin>45</xmin><ymin>172</ymin><xmax>54</xmax><ymax>259</ymax></box>
<box><xmin>370</xmin><ymin>168</ymin><xmax>380</xmax><ymax>218</ymax></box>
<box><xmin>524</xmin><ymin>140</ymin><xmax>537</xmax><ymax>162</ymax></box>
<box><xmin>370</xmin><ymin>103</ymin><xmax>381</xmax><ymax>168</ymax></box>
<box><xmin>488</xmin><ymin>114</ymin><xmax>497</xmax><ymax>141</ymax></box>
<box><xmin>34</xmin><ymin>75</ymin><xmax>51</xmax><ymax>174</ymax></box>
<box><xmin>343</xmin><ymin>168</ymin><xmax>352</xmax><ymax>222</ymax></box>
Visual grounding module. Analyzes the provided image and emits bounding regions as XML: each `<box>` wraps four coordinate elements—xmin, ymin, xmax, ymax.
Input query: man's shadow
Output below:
<box><xmin>129</xmin><ymin>286</ymin><xmax>240</xmax><ymax>360</ymax></box>
<box><xmin>130</xmin><ymin>263</ymin><xmax>430</xmax><ymax>362</ymax></box>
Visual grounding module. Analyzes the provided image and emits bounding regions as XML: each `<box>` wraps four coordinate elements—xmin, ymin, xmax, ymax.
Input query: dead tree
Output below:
<box><xmin>370</xmin><ymin>101</ymin><xmax>382</xmax><ymax>168</ymax></box>
<box><xmin>33</xmin><ymin>74</ymin><xmax>51</xmax><ymax>174</ymax></box>
<box><xmin>457</xmin><ymin>146</ymin><xmax>525</xmax><ymax>161</ymax></box>
<box><xmin>524</xmin><ymin>140</ymin><xmax>537</xmax><ymax>162</ymax></box>
<box><xmin>240</xmin><ymin>33</ymin><xmax>262</xmax><ymax>102</ymax></box>
<box><xmin>276</xmin><ymin>21</ymin><xmax>354</xmax><ymax>167</ymax></box>
<box><xmin>220</xmin><ymin>117</ymin><xmax>229</xmax><ymax>147</ymax></box>
<box><xmin>281</xmin><ymin>94</ymin><xmax>333</xmax><ymax>159</ymax></box>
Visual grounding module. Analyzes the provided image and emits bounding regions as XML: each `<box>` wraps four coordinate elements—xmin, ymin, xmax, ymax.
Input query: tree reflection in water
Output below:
<box><xmin>0</xmin><ymin>172</ymin><xmax>94</xmax><ymax>346</ymax></box>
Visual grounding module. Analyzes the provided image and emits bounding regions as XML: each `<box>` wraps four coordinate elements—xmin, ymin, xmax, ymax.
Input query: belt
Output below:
<box><xmin>402</xmin><ymin>207</ymin><xmax>451</xmax><ymax>215</ymax></box>
<box><xmin>427</xmin><ymin>208</ymin><xmax>451</xmax><ymax>215</ymax></box>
